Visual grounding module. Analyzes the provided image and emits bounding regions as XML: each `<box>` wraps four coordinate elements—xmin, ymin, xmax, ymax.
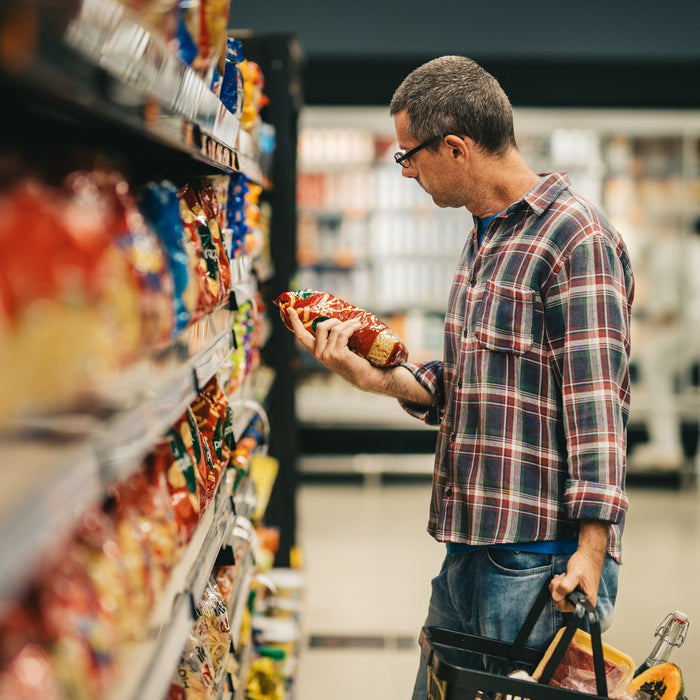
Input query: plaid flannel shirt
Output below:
<box><xmin>402</xmin><ymin>172</ymin><xmax>634</xmax><ymax>562</ymax></box>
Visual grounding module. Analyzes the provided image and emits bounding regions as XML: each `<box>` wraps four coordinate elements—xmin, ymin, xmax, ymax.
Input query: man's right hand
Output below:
<box><xmin>285</xmin><ymin>308</ymin><xmax>378</xmax><ymax>391</ymax></box>
<box><xmin>285</xmin><ymin>307</ymin><xmax>433</xmax><ymax>407</ymax></box>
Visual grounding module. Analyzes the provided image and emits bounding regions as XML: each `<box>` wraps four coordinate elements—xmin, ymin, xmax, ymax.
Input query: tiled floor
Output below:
<box><xmin>293</xmin><ymin>477</ymin><xmax>700</xmax><ymax>699</ymax></box>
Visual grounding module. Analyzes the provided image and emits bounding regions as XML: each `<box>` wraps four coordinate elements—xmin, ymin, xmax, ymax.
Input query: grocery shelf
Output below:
<box><xmin>110</xmin><ymin>478</ymin><xmax>235</xmax><ymax>700</ymax></box>
<box><xmin>0</xmin><ymin>440</ymin><xmax>102</xmax><ymax>603</ymax></box>
<box><xmin>0</xmin><ymin>310</ymin><xmax>239</xmax><ymax>604</ymax></box>
<box><xmin>0</xmin><ymin>0</ymin><xmax>264</xmax><ymax>182</ymax></box>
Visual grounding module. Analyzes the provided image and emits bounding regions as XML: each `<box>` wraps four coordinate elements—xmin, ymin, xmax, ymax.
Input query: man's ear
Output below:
<box><xmin>444</xmin><ymin>134</ymin><xmax>470</xmax><ymax>160</ymax></box>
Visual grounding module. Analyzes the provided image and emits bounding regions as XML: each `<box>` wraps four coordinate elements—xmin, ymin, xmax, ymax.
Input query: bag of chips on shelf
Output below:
<box><xmin>167</xmin><ymin>616</ymin><xmax>216</xmax><ymax>700</ymax></box>
<box><xmin>238</xmin><ymin>58</ymin><xmax>268</xmax><ymax>132</ymax></box>
<box><xmin>0</xmin><ymin>178</ymin><xmax>125</xmax><ymax>421</ymax></box>
<box><xmin>150</xmin><ymin>424</ymin><xmax>202</xmax><ymax>544</ymax></box>
<box><xmin>140</xmin><ymin>181</ymin><xmax>200</xmax><ymax>335</ymax></box>
<box><xmin>196</xmin><ymin>578</ymin><xmax>232</xmax><ymax>684</ymax></box>
<box><xmin>221</xmin><ymin>37</ymin><xmax>245</xmax><ymax>118</ymax></box>
<box><xmin>66</xmin><ymin>169</ymin><xmax>175</xmax><ymax>354</ymax></box>
<box><xmin>198</xmin><ymin>183</ymin><xmax>231</xmax><ymax>303</ymax></box>
<box><xmin>141</xmin><ymin>454</ymin><xmax>187</xmax><ymax>583</ymax></box>
<box><xmin>190</xmin><ymin>376</ymin><xmax>234</xmax><ymax>500</ymax></box>
<box><xmin>178</xmin><ymin>184</ymin><xmax>222</xmax><ymax>312</ymax></box>
<box><xmin>38</xmin><ymin>530</ymin><xmax>121</xmax><ymax>698</ymax></box>
<box><xmin>274</xmin><ymin>289</ymin><xmax>409</xmax><ymax>367</ymax></box>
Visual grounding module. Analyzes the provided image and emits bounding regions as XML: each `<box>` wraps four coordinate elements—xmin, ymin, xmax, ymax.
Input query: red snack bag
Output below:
<box><xmin>274</xmin><ymin>289</ymin><xmax>409</xmax><ymax>367</ymax></box>
<box><xmin>178</xmin><ymin>184</ymin><xmax>222</xmax><ymax>309</ymax></box>
<box><xmin>150</xmin><ymin>425</ymin><xmax>202</xmax><ymax>544</ymax></box>
<box><xmin>179</xmin><ymin>195</ymin><xmax>216</xmax><ymax>321</ymax></box>
<box><xmin>65</xmin><ymin>169</ymin><xmax>174</xmax><ymax>353</ymax></box>
<box><xmin>190</xmin><ymin>376</ymin><xmax>233</xmax><ymax>501</ymax></box>
<box><xmin>141</xmin><ymin>456</ymin><xmax>187</xmax><ymax>583</ymax></box>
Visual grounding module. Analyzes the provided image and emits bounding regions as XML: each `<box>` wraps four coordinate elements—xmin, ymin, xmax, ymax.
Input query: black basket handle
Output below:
<box><xmin>508</xmin><ymin>577</ymin><xmax>608</xmax><ymax>698</ymax></box>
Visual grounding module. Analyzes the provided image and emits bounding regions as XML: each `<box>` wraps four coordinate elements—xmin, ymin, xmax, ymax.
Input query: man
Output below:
<box><xmin>285</xmin><ymin>56</ymin><xmax>634</xmax><ymax>698</ymax></box>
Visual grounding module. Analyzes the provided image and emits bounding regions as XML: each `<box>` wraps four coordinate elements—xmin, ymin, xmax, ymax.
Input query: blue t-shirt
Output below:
<box><xmin>446</xmin><ymin>539</ymin><xmax>578</xmax><ymax>555</ymax></box>
<box><xmin>476</xmin><ymin>212</ymin><xmax>499</xmax><ymax>247</ymax></box>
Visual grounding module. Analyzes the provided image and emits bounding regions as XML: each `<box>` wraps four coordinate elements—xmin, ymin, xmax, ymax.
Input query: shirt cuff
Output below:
<box><xmin>398</xmin><ymin>361</ymin><xmax>444</xmax><ymax>425</ymax></box>
<box><xmin>563</xmin><ymin>479</ymin><xmax>629</xmax><ymax>524</ymax></box>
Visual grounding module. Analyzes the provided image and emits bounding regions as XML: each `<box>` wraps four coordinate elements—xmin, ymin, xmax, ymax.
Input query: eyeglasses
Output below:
<box><xmin>394</xmin><ymin>134</ymin><xmax>444</xmax><ymax>168</ymax></box>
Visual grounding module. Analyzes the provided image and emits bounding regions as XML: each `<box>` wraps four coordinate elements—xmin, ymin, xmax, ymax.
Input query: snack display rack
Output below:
<box><xmin>0</xmin><ymin>2</ymin><xmax>300</xmax><ymax>698</ymax></box>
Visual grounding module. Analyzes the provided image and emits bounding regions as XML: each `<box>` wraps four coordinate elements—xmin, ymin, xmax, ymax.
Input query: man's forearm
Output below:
<box><xmin>361</xmin><ymin>364</ymin><xmax>434</xmax><ymax>407</ymax></box>
<box><xmin>576</xmin><ymin>519</ymin><xmax>610</xmax><ymax>571</ymax></box>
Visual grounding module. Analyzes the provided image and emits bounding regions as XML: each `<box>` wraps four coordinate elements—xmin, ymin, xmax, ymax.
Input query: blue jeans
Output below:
<box><xmin>412</xmin><ymin>548</ymin><xmax>619</xmax><ymax>700</ymax></box>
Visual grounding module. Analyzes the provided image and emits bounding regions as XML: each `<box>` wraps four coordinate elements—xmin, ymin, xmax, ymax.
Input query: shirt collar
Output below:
<box><xmin>519</xmin><ymin>171</ymin><xmax>571</xmax><ymax>216</ymax></box>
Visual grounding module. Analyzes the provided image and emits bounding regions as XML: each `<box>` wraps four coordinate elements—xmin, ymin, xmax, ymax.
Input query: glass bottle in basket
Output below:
<box><xmin>634</xmin><ymin>611</ymin><xmax>689</xmax><ymax>677</ymax></box>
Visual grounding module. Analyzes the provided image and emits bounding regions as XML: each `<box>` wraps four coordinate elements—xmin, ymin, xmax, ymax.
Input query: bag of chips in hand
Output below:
<box><xmin>273</xmin><ymin>289</ymin><xmax>408</xmax><ymax>367</ymax></box>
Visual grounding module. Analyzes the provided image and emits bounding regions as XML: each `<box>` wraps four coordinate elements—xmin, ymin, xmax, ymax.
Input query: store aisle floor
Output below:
<box><xmin>293</xmin><ymin>478</ymin><xmax>700</xmax><ymax>699</ymax></box>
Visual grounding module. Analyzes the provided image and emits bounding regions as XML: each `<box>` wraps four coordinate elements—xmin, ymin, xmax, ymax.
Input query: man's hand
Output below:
<box><xmin>285</xmin><ymin>307</ymin><xmax>378</xmax><ymax>391</ymax></box>
<box><xmin>550</xmin><ymin>520</ymin><xmax>609</xmax><ymax>611</ymax></box>
<box><xmin>285</xmin><ymin>307</ymin><xmax>433</xmax><ymax>406</ymax></box>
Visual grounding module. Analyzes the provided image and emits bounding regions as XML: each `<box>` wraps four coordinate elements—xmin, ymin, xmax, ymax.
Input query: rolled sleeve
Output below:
<box><xmin>398</xmin><ymin>360</ymin><xmax>445</xmax><ymax>425</ymax></box>
<box><xmin>563</xmin><ymin>479</ymin><xmax>628</xmax><ymax>524</ymax></box>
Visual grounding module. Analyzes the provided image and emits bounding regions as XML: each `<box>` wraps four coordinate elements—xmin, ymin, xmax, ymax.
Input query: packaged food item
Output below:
<box><xmin>198</xmin><ymin>183</ymin><xmax>231</xmax><ymax>303</ymax></box>
<box><xmin>38</xmin><ymin>531</ymin><xmax>121</xmax><ymax>698</ymax></box>
<box><xmin>196</xmin><ymin>578</ymin><xmax>232</xmax><ymax>684</ymax></box>
<box><xmin>0</xmin><ymin>178</ymin><xmax>123</xmax><ymax>421</ymax></box>
<box><xmin>109</xmin><ymin>469</ymin><xmax>171</xmax><ymax>619</ymax></box>
<box><xmin>180</xmin><ymin>406</ymin><xmax>212</xmax><ymax>510</ymax></box>
<box><xmin>220</xmin><ymin>37</ymin><xmax>245</xmax><ymax>117</ymax></box>
<box><xmin>178</xmin><ymin>184</ymin><xmax>222</xmax><ymax>310</ymax></box>
<box><xmin>168</xmin><ymin>617</ymin><xmax>216</xmax><ymax>700</ymax></box>
<box><xmin>140</xmin><ymin>181</ymin><xmax>199</xmax><ymax>334</ymax></box>
<box><xmin>274</xmin><ymin>289</ymin><xmax>409</xmax><ymax>367</ymax></box>
<box><xmin>190</xmin><ymin>376</ymin><xmax>234</xmax><ymax>500</ymax></box>
<box><xmin>66</xmin><ymin>169</ymin><xmax>174</xmax><ymax>353</ymax></box>
<box><xmin>238</xmin><ymin>58</ymin><xmax>268</xmax><ymax>132</ymax></box>
<box><xmin>533</xmin><ymin>628</ymin><xmax>635</xmax><ymax>696</ymax></box>
<box><xmin>212</xmin><ymin>565</ymin><xmax>234</xmax><ymax>606</ymax></box>
<box><xmin>109</xmin><ymin>497</ymin><xmax>154</xmax><ymax>633</ymax></box>
<box><xmin>176</xmin><ymin>0</ymin><xmax>229</xmax><ymax>88</ymax></box>
<box><xmin>142</xmin><ymin>452</ymin><xmax>187</xmax><ymax>582</ymax></box>
<box><xmin>150</xmin><ymin>422</ymin><xmax>202</xmax><ymax>544</ymax></box>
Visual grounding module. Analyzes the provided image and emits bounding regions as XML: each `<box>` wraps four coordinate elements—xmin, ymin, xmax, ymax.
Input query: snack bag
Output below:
<box><xmin>151</xmin><ymin>423</ymin><xmax>202</xmax><ymax>544</ymax></box>
<box><xmin>198</xmin><ymin>184</ymin><xmax>231</xmax><ymax>303</ymax></box>
<box><xmin>140</xmin><ymin>181</ymin><xmax>199</xmax><ymax>334</ymax></box>
<box><xmin>220</xmin><ymin>37</ymin><xmax>245</xmax><ymax>117</ymax></box>
<box><xmin>196</xmin><ymin>579</ymin><xmax>232</xmax><ymax>684</ymax></box>
<box><xmin>142</xmin><ymin>454</ymin><xmax>187</xmax><ymax>580</ymax></box>
<box><xmin>178</xmin><ymin>184</ymin><xmax>222</xmax><ymax>311</ymax></box>
<box><xmin>274</xmin><ymin>289</ymin><xmax>409</xmax><ymax>367</ymax></box>
<box><xmin>66</xmin><ymin>169</ymin><xmax>175</xmax><ymax>352</ymax></box>
<box><xmin>190</xmin><ymin>376</ymin><xmax>233</xmax><ymax>500</ymax></box>
<box><xmin>168</xmin><ymin>617</ymin><xmax>216</xmax><ymax>700</ymax></box>
<box><xmin>111</xmin><ymin>468</ymin><xmax>177</xmax><ymax>601</ymax></box>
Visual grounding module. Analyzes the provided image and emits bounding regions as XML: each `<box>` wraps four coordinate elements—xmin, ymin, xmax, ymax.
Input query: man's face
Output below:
<box><xmin>393</xmin><ymin>110</ymin><xmax>467</xmax><ymax>209</ymax></box>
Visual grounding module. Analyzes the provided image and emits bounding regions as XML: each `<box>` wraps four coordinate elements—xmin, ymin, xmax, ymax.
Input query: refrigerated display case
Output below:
<box><xmin>295</xmin><ymin>106</ymin><xmax>700</xmax><ymax>485</ymax></box>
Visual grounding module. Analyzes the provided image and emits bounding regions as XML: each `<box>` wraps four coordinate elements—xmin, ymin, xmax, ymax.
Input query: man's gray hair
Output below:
<box><xmin>390</xmin><ymin>56</ymin><xmax>517</xmax><ymax>156</ymax></box>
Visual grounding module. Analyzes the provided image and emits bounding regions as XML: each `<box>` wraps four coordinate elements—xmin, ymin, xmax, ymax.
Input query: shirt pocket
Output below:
<box><xmin>474</xmin><ymin>280</ymin><xmax>535</xmax><ymax>355</ymax></box>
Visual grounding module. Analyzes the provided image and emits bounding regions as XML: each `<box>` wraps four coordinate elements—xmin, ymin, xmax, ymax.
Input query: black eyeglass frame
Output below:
<box><xmin>394</xmin><ymin>134</ymin><xmax>446</xmax><ymax>168</ymax></box>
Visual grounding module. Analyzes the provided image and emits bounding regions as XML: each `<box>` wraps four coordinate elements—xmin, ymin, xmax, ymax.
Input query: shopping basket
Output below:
<box><xmin>419</xmin><ymin>577</ymin><xmax>610</xmax><ymax>700</ymax></box>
